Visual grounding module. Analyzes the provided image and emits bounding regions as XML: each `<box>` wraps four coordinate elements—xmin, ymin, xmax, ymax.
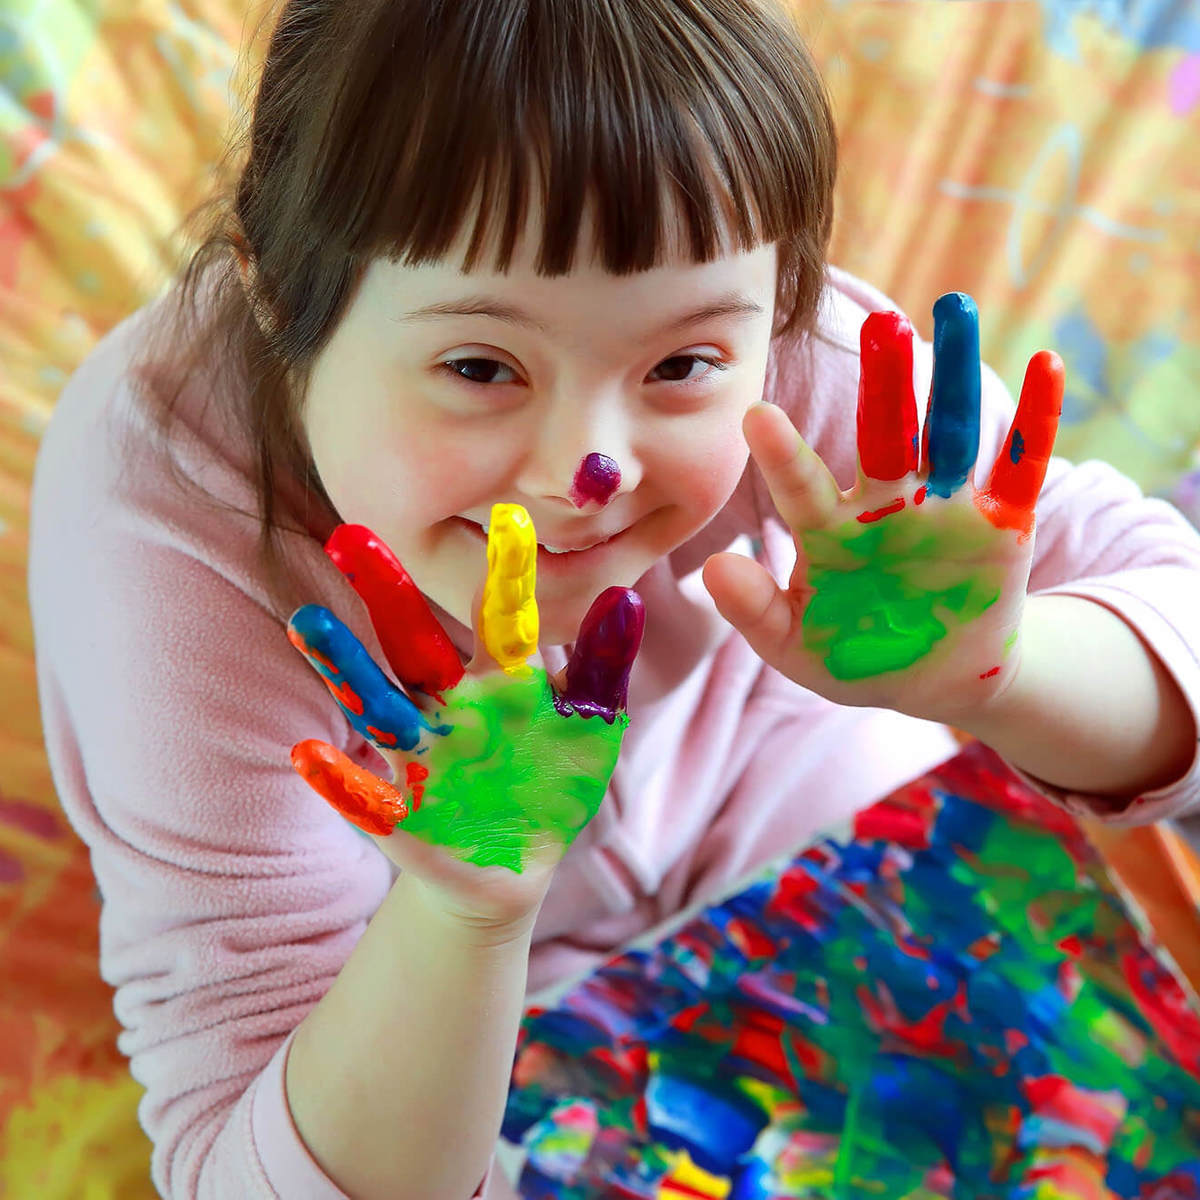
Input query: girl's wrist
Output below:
<box><xmin>403</xmin><ymin>866</ymin><xmax>551</xmax><ymax>948</ymax></box>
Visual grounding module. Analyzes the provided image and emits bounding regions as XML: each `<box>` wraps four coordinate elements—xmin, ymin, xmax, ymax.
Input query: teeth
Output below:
<box><xmin>470</xmin><ymin>518</ymin><xmax>600</xmax><ymax>554</ymax></box>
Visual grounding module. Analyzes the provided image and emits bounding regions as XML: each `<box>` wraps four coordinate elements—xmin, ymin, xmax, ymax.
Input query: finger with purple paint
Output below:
<box><xmin>557</xmin><ymin>586</ymin><xmax>645</xmax><ymax>721</ymax></box>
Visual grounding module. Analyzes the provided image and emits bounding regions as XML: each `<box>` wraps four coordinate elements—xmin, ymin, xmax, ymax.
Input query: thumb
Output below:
<box><xmin>702</xmin><ymin>552</ymin><xmax>796</xmax><ymax>665</ymax></box>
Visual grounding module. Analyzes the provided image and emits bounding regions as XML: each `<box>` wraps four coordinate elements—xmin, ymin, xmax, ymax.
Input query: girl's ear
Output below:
<box><xmin>230</xmin><ymin>229</ymin><xmax>280</xmax><ymax>340</ymax></box>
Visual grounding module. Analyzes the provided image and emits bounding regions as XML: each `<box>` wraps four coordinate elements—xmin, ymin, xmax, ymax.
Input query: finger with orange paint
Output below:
<box><xmin>976</xmin><ymin>350</ymin><xmax>1064</xmax><ymax>541</ymax></box>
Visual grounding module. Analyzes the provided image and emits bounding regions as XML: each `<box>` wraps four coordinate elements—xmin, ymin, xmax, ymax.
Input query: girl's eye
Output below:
<box><xmin>440</xmin><ymin>358</ymin><xmax>520</xmax><ymax>386</ymax></box>
<box><xmin>439</xmin><ymin>353</ymin><xmax>729</xmax><ymax>389</ymax></box>
<box><xmin>648</xmin><ymin>354</ymin><xmax>729</xmax><ymax>384</ymax></box>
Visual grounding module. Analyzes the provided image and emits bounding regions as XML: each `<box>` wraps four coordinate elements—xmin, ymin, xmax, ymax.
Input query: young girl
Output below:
<box><xmin>27</xmin><ymin>0</ymin><xmax>1200</xmax><ymax>1197</ymax></box>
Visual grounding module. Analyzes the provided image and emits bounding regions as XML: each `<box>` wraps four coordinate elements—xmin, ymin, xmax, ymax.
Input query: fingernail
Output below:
<box><xmin>558</xmin><ymin>587</ymin><xmax>645</xmax><ymax>719</ymax></box>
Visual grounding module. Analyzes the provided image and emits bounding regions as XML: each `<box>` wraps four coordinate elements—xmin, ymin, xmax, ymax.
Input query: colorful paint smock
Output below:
<box><xmin>27</xmin><ymin>265</ymin><xmax>1200</xmax><ymax>1198</ymax></box>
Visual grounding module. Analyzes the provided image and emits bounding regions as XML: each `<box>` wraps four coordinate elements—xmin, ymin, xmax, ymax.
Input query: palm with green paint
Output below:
<box><xmin>703</xmin><ymin>294</ymin><xmax>1064</xmax><ymax>725</ymax></box>
<box><xmin>287</xmin><ymin>505</ymin><xmax>644</xmax><ymax>926</ymax></box>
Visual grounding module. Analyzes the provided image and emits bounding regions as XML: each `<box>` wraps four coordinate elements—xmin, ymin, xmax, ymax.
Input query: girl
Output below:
<box><xmin>27</xmin><ymin>0</ymin><xmax>1200</xmax><ymax>1197</ymax></box>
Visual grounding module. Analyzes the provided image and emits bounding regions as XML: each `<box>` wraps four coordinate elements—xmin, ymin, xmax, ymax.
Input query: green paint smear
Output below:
<box><xmin>801</xmin><ymin>509</ymin><xmax>1003</xmax><ymax>681</ymax></box>
<box><xmin>399</xmin><ymin>669</ymin><xmax>627</xmax><ymax>874</ymax></box>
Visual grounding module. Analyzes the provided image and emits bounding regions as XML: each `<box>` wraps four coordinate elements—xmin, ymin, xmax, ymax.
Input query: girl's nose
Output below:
<box><xmin>570</xmin><ymin>453</ymin><xmax>622</xmax><ymax>508</ymax></box>
<box><xmin>514</xmin><ymin>406</ymin><xmax>643</xmax><ymax>511</ymax></box>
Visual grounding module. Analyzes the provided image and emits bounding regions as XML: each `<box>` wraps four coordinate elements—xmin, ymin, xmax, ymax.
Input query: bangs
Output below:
<box><xmin>300</xmin><ymin>0</ymin><xmax>831</xmax><ymax>279</ymax></box>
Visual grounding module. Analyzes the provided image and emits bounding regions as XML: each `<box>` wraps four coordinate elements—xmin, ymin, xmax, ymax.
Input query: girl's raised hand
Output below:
<box><xmin>286</xmin><ymin>504</ymin><xmax>644</xmax><ymax>927</ymax></box>
<box><xmin>703</xmin><ymin>293</ymin><xmax>1064</xmax><ymax>726</ymax></box>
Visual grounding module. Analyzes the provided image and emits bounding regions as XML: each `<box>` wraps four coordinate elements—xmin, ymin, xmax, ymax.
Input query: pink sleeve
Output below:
<box><xmin>28</xmin><ymin>357</ymin><xmax>502</xmax><ymax>1196</ymax></box>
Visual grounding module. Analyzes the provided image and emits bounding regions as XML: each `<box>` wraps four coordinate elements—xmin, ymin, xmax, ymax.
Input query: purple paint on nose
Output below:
<box><xmin>570</xmin><ymin>453</ymin><xmax>621</xmax><ymax>507</ymax></box>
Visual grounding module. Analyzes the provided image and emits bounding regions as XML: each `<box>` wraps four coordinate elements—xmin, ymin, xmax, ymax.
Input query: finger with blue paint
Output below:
<box><xmin>922</xmin><ymin>293</ymin><xmax>982</xmax><ymax>499</ymax></box>
<box><xmin>286</xmin><ymin>604</ymin><xmax>452</xmax><ymax>753</ymax></box>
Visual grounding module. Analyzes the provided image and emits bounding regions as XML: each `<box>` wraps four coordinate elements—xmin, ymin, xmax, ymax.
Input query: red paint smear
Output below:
<box><xmin>325</xmin><ymin>524</ymin><xmax>464</xmax><ymax>697</ymax></box>
<box><xmin>287</xmin><ymin>625</ymin><xmax>341</xmax><ymax>677</ymax></box>
<box><xmin>731</xmin><ymin>1012</ymin><xmax>800</xmax><ymax>1092</ymax></box>
<box><xmin>1005</xmin><ymin>1029</ymin><xmax>1030</xmax><ymax>1056</ymax></box>
<box><xmin>1057</xmin><ymin>935</ymin><xmax>1084</xmax><ymax>958</ymax></box>
<box><xmin>854</xmin><ymin>801</ymin><xmax>932</xmax><ymax>850</ymax></box>
<box><xmin>1143</xmin><ymin>1171</ymin><xmax>1200</xmax><ymax>1200</ymax></box>
<box><xmin>592</xmin><ymin>1044</ymin><xmax>646</xmax><ymax>1091</ymax></box>
<box><xmin>767</xmin><ymin>865</ymin><xmax>824</xmax><ymax>932</ymax></box>
<box><xmin>937</xmin><ymin>748</ymin><xmax>1081</xmax><ymax>838</ymax></box>
<box><xmin>405</xmin><ymin>761</ymin><xmax>428</xmax><ymax>812</ymax></box>
<box><xmin>1021</xmin><ymin>1075</ymin><xmax>1124</xmax><ymax>1150</ymax></box>
<box><xmin>969</xmin><ymin>934</ymin><xmax>1002</xmax><ymax>962</ymax></box>
<box><xmin>914</xmin><ymin>485</ymin><xmax>927</xmax><ymax>505</ymax></box>
<box><xmin>893</xmin><ymin>939</ymin><xmax>933</xmax><ymax>963</ymax></box>
<box><xmin>787</xmin><ymin>1030</ymin><xmax>824</xmax><ymax>1076</ymax></box>
<box><xmin>671</xmin><ymin>1002</ymin><xmax>710</xmax><ymax>1034</ymax></box>
<box><xmin>1120</xmin><ymin>951</ymin><xmax>1200</xmax><ymax>1075</ymax></box>
<box><xmin>858</xmin><ymin>985</ymin><xmax>960</xmax><ymax>1056</ymax></box>
<box><xmin>659</xmin><ymin>1178</ymin><xmax>720</xmax><ymax>1199</ymax></box>
<box><xmin>979</xmin><ymin>666</ymin><xmax>1001</xmax><ymax>680</ymax></box>
<box><xmin>857</xmin><ymin>497</ymin><xmax>905</xmax><ymax>524</ymax></box>
<box><xmin>675</xmin><ymin>930</ymin><xmax>716</xmax><ymax>968</ymax></box>
<box><xmin>726</xmin><ymin>917</ymin><xmax>778</xmax><ymax>959</ymax></box>
<box><xmin>322</xmin><ymin>675</ymin><xmax>365</xmax><ymax>717</ymax></box>
<box><xmin>1022</xmin><ymin>1150</ymin><xmax>1109</xmax><ymax>1199</ymax></box>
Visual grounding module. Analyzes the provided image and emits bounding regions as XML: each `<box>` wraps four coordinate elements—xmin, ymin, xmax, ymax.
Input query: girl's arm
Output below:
<box><xmin>953</xmin><ymin>591</ymin><xmax>1197</xmax><ymax>801</ymax></box>
<box><xmin>286</xmin><ymin>868</ymin><xmax>540</xmax><ymax>1200</ymax></box>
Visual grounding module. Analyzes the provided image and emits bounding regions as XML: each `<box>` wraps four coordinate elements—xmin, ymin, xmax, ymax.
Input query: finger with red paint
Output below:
<box><xmin>324</xmin><ymin>524</ymin><xmax>464</xmax><ymax>702</ymax></box>
<box><xmin>857</xmin><ymin>311</ymin><xmax>919</xmax><ymax>485</ymax></box>
<box><xmin>976</xmin><ymin>350</ymin><xmax>1064</xmax><ymax>541</ymax></box>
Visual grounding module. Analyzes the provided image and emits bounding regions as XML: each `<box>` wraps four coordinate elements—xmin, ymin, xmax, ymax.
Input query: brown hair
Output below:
<box><xmin>135</xmin><ymin>0</ymin><xmax>838</xmax><ymax>621</ymax></box>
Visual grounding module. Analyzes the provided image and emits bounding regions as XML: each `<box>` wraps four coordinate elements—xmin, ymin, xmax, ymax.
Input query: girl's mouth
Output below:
<box><xmin>452</xmin><ymin>516</ymin><xmax>628</xmax><ymax>570</ymax></box>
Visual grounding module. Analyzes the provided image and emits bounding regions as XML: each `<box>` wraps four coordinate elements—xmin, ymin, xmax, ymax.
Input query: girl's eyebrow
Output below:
<box><xmin>393</xmin><ymin>291</ymin><xmax>764</xmax><ymax>341</ymax></box>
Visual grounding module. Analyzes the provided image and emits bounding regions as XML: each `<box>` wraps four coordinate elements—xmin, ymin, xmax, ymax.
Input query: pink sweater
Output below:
<box><xmin>28</xmin><ymin>265</ymin><xmax>1200</xmax><ymax>1198</ymax></box>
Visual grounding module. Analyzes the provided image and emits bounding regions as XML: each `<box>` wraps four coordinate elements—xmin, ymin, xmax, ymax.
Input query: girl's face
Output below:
<box><xmin>302</xmin><ymin>199</ymin><xmax>779</xmax><ymax>647</ymax></box>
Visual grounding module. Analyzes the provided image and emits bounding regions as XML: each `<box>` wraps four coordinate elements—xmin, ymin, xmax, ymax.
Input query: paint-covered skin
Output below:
<box><xmin>287</xmin><ymin>503</ymin><xmax>644</xmax><ymax>874</ymax></box>
<box><xmin>569</xmin><ymin>452</ymin><xmax>622</xmax><ymax>508</ymax></box>
<box><xmin>711</xmin><ymin>293</ymin><xmax>1063</xmax><ymax>725</ymax></box>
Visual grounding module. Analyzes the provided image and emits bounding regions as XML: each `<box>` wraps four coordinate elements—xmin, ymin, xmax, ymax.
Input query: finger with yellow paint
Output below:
<box><xmin>479</xmin><ymin>502</ymin><xmax>540</xmax><ymax>675</ymax></box>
